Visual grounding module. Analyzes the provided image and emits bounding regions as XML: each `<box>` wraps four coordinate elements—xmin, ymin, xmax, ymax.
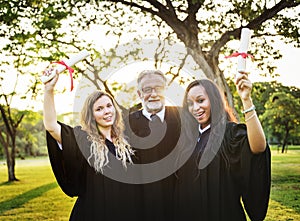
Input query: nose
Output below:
<box><xmin>151</xmin><ymin>92</ymin><xmax>157</xmax><ymax>97</ymax></box>
<box><xmin>103</xmin><ymin>107</ymin><xmax>111</xmax><ymax>114</ymax></box>
<box><xmin>193</xmin><ymin>102</ymin><xmax>201</xmax><ymax>111</ymax></box>
<box><xmin>149</xmin><ymin>90</ymin><xmax>159</xmax><ymax>97</ymax></box>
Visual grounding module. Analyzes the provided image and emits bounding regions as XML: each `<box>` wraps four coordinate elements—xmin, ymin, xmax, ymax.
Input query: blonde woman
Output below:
<box><xmin>43</xmin><ymin>70</ymin><xmax>139</xmax><ymax>221</ymax></box>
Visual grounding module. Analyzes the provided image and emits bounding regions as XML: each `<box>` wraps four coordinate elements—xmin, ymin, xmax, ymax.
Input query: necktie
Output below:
<box><xmin>150</xmin><ymin>114</ymin><xmax>162</xmax><ymax>124</ymax></box>
<box><xmin>197</xmin><ymin>132</ymin><xmax>202</xmax><ymax>142</ymax></box>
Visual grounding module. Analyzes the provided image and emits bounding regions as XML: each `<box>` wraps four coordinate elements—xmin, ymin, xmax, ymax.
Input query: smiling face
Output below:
<box><xmin>93</xmin><ymin>95</ymin><xmax>116</xmax><ymax>130</ymax></box>
<box><xmin>187</xmin><ymin>85</ymin><xmax>211</xmax><ymax>129</ymax></box>
<box><xmin>137</xmin><ymin>73</ymin><xmax>166</xmax><ymax>114</ymax></box>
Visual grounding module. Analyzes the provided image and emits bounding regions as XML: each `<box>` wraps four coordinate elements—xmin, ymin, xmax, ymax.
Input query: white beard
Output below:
<box><xmin>145</xmin><ymin>101</ymin><xmax>163</xmax><ymax>113</ymax></box>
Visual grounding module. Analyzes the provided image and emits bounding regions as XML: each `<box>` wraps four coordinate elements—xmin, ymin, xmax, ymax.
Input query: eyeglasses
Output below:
<box><xmin>142</xmin><ymin>86</ymin><xmax>165</xmax><ymax>94</ymax></box>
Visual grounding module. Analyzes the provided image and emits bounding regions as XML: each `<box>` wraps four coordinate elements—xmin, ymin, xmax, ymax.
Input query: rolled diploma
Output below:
<box><xmin>237</xmin><ymin>28</ymin><xmax>252</xmax><ymax>73</ymax></box>
<box><xmin>40</xmin><ymin>49</ymin><xmax>90</xmax><ymax>83</ymax></box>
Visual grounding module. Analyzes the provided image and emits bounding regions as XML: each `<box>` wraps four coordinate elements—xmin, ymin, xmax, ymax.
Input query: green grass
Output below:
<box><xmin>265</xmin><ymin>146</ymin><xmax>300</xmax><ymax>221</ymax></box>
<box><xmin>0</xmin><ymin>157</ymin><xmax>75</xmax><ymax>221</ymax></box>
<box><xmin>0</xmin><ymin>147</ymin><xmax>300</xmax><ymax>220</ymax></box>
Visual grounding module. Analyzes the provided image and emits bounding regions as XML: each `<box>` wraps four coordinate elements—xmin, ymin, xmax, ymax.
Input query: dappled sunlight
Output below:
<box><xmin>266</xmin><ymin>199</ymin><xmax>300</xmax><ymax>221</ymax></box>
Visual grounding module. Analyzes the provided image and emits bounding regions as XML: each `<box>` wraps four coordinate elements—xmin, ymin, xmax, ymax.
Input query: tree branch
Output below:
<box><xmin>107</xmin><ymin>0</ymin><xmax>160</xmax><ymax>16</ymax></box>
<box><xmin>14</xmin><ymin>114</ymin><xmax>24</xmax><ymax>129</ymax></box>
<box><xmin>209</xmin><ymin>0</ymin><xmax>300</xmax><ymax>58</ymax></box>
<box><xmin>186</xmin><ymin>0</ymin><xmax>202</xmax><ymax>15</ymax></box>
<box><xmin>165</xmin><ymin>0</ymin><xmax>176</xmax><ymax>14</ymax></box>
<box><xmin>0</xmin><ymin>105</ymin><xmax>13</xmax><ymax>138</ymax></box>
<box><xmin>209</xmin><ymin>29</ymin><xmax>239</xmax><ymax>58</ymax></box>
<box><xmin>182</xmin><ymin>0</ymin><xmax>202</xmax><ymax>39</ymax></box>
<box><xmin>247</xmin><ymin>0</ymin><xmax>300</xmax><ymax>29</ymax></box>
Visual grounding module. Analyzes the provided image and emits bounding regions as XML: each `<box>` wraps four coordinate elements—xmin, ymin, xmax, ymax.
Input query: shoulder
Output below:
<box><xmin>223</xmin><ymin>122</ymin><xmax>247</xmax><ymax>146</ymax></box>
<box><xmin>225</xmin><ymin>122</ymin><xmax>247</xmax><ymax>139</ymax></box>
<box><xmin>222</xmin><ymin>122</ymin><xmax>249</xmax><ymax>155</ymax></box>
<box><xmin>129</xmin><ymin>110</ymin><xmax>143</xmax><ymax>120</ymax></box>
<box><xmin>166</xmin><ymin>106</ymin><xmax>181</xmax><ymax>112</ymax></box>
<box><xmin>58</xmin><ymin>123</ymin><xmax>88</xmax><ymax>141</ymax></box>
<box><xmin>165</xmin><ymin>106</ymin><xmax>182</xmax><ymax>118</ymax></box>
<box><xmin>128</xmin><ymin>110</ymin><xmax>147</xmax><ymax>132</ymax></box>
<box><xmin>73</xmin><ymin>125</ymin><xmax>88</xmax><ymax>138</ymax></box>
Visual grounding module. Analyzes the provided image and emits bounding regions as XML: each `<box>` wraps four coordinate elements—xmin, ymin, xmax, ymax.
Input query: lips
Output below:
<box><xmin>103</xmin><ymin>115</ymin><xmax>113</xmax><ymax>121</ymax></box>
<box><xmin>194</xmin><ymin>111</ymin><xmax>205</xmax><ymax>120</ymax></box>
<box><xmin>149</xmin><ymin>99</ymin><xmax>160</xmax><ymax>102</ymax></box>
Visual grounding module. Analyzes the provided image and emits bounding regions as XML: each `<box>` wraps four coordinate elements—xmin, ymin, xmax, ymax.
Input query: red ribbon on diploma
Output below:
<box><xmin>52</xmin><ymin>61</ymin><xmax>75</xmax><ymax>91</ymax></box>
<box><xmin>225</xmin><ymin>52</ymin><xmax>254</xmax><ymax>60</ymax></box>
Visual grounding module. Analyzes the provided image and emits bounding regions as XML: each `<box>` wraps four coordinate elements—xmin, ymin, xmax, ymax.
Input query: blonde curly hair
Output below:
<box><xmin>80</xmin><ymin>90</ymin><xmax>134</xmax><ymax>173</ymax></box>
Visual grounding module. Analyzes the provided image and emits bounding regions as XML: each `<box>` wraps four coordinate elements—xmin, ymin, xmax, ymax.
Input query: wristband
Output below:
<box><xmin>242</xmin><ymin>105</ymin><xmax>255</xmax><ymax>114</ymax></box>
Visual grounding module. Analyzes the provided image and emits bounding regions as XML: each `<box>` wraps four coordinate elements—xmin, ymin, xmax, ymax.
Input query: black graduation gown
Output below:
<box><xmin>46</xmin><ymin>122</ymin><xmax>142</xmax><ymax>221</ymax></box>
<box><xmin>175</xmin><ymin>122</ymin><xmax>271</xmax><ymax>221</ymax></box>
<box><xmin>126</xmin><ymin>106</ymin><xmax>182</xmax><ymax>221</ymax></box>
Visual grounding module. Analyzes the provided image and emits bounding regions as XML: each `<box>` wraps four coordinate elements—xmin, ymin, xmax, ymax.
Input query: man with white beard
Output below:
<box><xmin>126</xmin><ymin>70</ymin><xmax>181</xmax><ymax>221</ymax></box>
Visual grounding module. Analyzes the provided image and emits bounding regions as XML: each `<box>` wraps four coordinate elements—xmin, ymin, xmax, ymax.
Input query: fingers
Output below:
<box><xmin>43</xmin><ymin>65</ymin><xmax>58</xmax><ymax>80</ymax></box>
<box><xmin>43</xmin><ymin>66</ymin><xmax>59</xmax><ymax>90</ymax></box>
<box><xmin>235</xmin><ymin>72</ymin><xmax>248</xmax><ymax>82</ymax></box>
<box><xmin>235</xmin><ymin>72</ymin><xmax>252</xmax><ymax>90</ymax></box>
<box><xmin>43</xmin><ymin>67</ymin><xmax>55</xmax><ymax>77</ymax></box>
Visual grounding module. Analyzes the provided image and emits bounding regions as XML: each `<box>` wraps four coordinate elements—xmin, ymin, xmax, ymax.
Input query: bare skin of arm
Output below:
<box><xmin>235</xmin><ymin>73</ymin><xmax>266</xmax><ymax>154</ymax></box>
<box><xmin>43</xmin><ymin>70</ymin><xmax>62</xmax><ymax>143</ymax></box>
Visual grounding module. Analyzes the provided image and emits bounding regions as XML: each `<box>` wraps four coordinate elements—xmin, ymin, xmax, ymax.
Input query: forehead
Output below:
<box><xmin>187</xmin><ymin>85</ymin><xmax>207</xmax><ymax>99</ymax></box>
<box><xmin>139</xmin><ymin>74</ymin><xmax>166</xmax><ymax>87</ymax></box>
<box><xmin>93</xmin><ymin>95</ymin><xmax>113</xmax><ymax>106</ymax></box>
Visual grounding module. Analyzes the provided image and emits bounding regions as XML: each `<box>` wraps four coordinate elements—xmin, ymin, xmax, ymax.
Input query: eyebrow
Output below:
<box><xmin>94</xmin><ymin>102</ymin><xmax>112</xmax><ymax>109</ymax></box>
<box><xmin>94</xmin><ymin>105</ymin><xmax>103</xmax><ymax>109</ymax></box>
<box><xmin>196</xmin><ymin>94</ymin><xmax>205</xmax><ymax>98</ymax></box>
<box><xmin>188</xmin><ymin>94</ymin><xmax>205</xmax><ymax>99</ymax></box>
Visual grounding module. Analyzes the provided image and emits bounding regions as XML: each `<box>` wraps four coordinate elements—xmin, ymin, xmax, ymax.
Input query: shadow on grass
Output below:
<box><xmin>271</xmin><ymin>175</ymin><xmax>300</xmax><ymax>214</ymax></box>
<box><xmin>272</xmin><ymin>174</ymin><xmax>300</xmax><ymax>184</ymax></box>
<box><xmin>0</xmin><ymin>180</ymin><xmax>20</xmax><ymax>187</ymax></box>
<box><xmin>0</xmin><ymin>182</ymin><xmax>57</xmax><ymax>215</ymax></box>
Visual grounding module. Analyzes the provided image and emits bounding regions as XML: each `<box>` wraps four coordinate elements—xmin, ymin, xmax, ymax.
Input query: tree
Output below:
<box><xmin>1</xmin><ymin>1</ymin><xmax>299</xmax><ymax>105</ymax></box>
<box><xmin>0</xmin><ymin>94</ymin><xmax>25</xmax><ymax>181</ymax></box>
<box><xmin>99</xmin><ymin>0</ymin><xmax>300</xmax><ymax>107</ymax></box>
<box><xmin>0</xmin><ymin>0</ymin><xmax>74</xmax><ymax>182</ymax></box>
<box><xmin>227</xmin><ymin>79</ymin><xmax>300</xmax><ymax>149</ymax></box>
<box><xmin>0</xmin><ymin>0</ymin><xmax>299</xmax><ymax>180</ymax></box>
<box><xmin>228</xmin><ymin>79</ymin><xmax>300</xmax><ymax>117</ymax></box>
<box><xmin>17</xmin><ymin>110</ymin><xmax>46</xmax><ymax>158</ymax></box>
<box><xmin>261</xmin><ymin>91</ymin><xmax>300</xmax><ymax>153</ymax></box>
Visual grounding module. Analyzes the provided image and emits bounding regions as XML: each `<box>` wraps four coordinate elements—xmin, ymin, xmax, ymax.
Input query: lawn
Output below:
<box><xmin>265</xmin><ymin>146</ymin><xmax>300</xmax><ymax>221</ymax></box>
<box><xmin>0</xmin><ymin>158</ymin><xmax>74</xmax><ymax>221</ymax></box>
<box><xmin>0</xmin><ymin>146</ymin><xmax>299</xmax><ymax>220</ymax></box>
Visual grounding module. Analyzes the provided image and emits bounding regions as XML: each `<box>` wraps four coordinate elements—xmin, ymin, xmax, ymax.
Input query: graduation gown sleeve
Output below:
<box><xmin>46</xmin><ymin>122</ymin><xmax>86</xmax><ymax>197</ymax></box>
<box><xmin>228</xmin><ymin>123</ymin><xmax>271</xmax><ymax>221</ymax></box>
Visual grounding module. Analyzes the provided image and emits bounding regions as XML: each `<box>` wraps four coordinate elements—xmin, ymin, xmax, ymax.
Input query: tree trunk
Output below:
<box><xmin>3</xmin><ymin>144</ymin><xmax>18</xmax><ymax>182</ymax></box>
<box><xmin>2</xmin><ymin>135</ymin><xmax>18</xmax><ymax>182</ymax></box>
<box><xmin>188</xmin><ymin>45</ymin><xmax>235</xmax><ymax>110</ymax></box>
<box><xmin>7</xmin><ymin>157</ymin><xmax>18</xmax><ymax>181</ymax></box>
<box><xmin>177</xmin><ymin>32</ymin><xmax>235</xmax><ymax>110</ymax></box>
<box><xmin>281</xmin><ymin>127</ymin><xmax>289</xmax><ymax>153</ymax></box>
<box><xmin>210</xmin><ymin>56</ymin><xmax>235</xmax><ymax>112</ymax></box>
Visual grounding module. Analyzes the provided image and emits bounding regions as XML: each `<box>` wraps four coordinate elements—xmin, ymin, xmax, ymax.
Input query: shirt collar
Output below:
<box><xmin>142</xmin><ymin>107</ymin><xmax>165</xmax><ymax>122</ymax></box>
<box><xmin>198</xmin><ymin>124</ymin><xmax>211</xmax><ymax>134</ymax></box>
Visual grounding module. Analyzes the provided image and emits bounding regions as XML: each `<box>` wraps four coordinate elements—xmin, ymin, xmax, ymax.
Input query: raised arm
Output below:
<box><xmin>43</xmin><ymin>69</ymin><xmax>61</xmax><ymax>143</ymax></box>
<box><xmin>235</xmin><ymin>73</ymin><xmax>266</xmax><ymax>154</ymax></box>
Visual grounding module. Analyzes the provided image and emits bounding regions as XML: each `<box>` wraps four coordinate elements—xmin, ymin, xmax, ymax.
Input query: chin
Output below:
<box><xmin>102</xmin><ymin>122</ymin><xmax>114</xmax><ymax>127</ymax></box>
<box><xmin>146</xmin><ymin>103</ymin><xmax>163</xmax><ymax>112</ymax></box>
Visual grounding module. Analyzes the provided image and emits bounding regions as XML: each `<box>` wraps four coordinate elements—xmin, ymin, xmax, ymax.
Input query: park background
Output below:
<box><xmin>1</xmin><ymin>1</ymin><xmax>299</xmax><ymax>220</ymax></box>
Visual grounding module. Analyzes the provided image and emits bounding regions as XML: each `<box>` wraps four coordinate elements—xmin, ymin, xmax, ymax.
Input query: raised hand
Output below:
<box><xmin>43</xmin><ymin>67</ymin><xmax>59</xmax><ymax>92</ymax></box>
<box><xmin>235</xmin><ymin>72</ymin><xmax>252</xmax><ymax>101</ymax></box>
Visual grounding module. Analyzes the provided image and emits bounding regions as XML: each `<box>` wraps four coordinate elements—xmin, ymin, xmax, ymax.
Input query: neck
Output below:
<box><xmin>98</xmin><ymin>126</ymin><xmax>112</xmax><ymax>141</ymax></box>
